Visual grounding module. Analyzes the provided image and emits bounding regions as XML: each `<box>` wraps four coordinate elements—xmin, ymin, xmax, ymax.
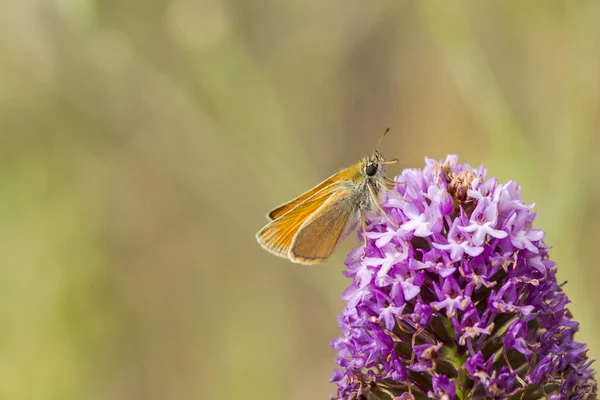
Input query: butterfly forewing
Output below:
<box><xmin>289</xmin><ymin>187</ymin><xmax>355</xmax><ymax>264</ymax></box>
<box><xmin>267</xmin><ymin>166</ymin><xmax>361</xmax><ymax>220</ymax></box>
<box><xmin>257</xmin><ymin>181</ymin><xmax>348</xmax><ymax>258</ymax></box>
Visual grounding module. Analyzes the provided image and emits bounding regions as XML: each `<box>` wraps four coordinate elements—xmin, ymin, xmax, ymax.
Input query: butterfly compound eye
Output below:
<box><xmin>365</xmin><ymin>164</ymin><xmax>378</xmax><ymax>176</ymax></box>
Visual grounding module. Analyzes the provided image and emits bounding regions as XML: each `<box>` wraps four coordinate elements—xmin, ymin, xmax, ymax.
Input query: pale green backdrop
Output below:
<box><xmin>0</xmin><ymin>1</ymin><xmax>599</xmax><ymax>399</ymax></box>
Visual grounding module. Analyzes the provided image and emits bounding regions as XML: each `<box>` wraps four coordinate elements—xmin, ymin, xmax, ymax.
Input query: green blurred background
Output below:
<box><xmin>1</xmin><ymin>1</ymin><xmax>599</xmax><ymax>399</ymax></box>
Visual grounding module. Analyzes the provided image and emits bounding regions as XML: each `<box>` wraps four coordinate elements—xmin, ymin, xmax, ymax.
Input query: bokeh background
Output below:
<box><xmin>1</xmin><ymin>1</ymin><xmax>599</xmax><ymax>399</ymax></box>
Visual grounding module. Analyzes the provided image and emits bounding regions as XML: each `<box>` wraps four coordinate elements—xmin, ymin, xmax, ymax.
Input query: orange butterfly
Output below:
<box><xmin>256</xmin><ymin>129</ymin><xmax>400</xmax><ymax>264</ymax></box>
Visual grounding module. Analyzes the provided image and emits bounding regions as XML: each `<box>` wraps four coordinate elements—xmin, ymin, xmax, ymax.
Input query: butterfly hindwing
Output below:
<box><xmin>289</xmin><ymin>187</ymin><xmax>356</xmax><ymax>264</ymax></box>
<box><xmin>256</xmin><ymin>182</ymin><xmax>348</xmax><ymax>259</ymax></box>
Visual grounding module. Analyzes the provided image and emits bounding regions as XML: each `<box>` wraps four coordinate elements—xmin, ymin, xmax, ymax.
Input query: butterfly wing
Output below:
<box><xmin>256</xmin><ymin>182</ymin><xmax>347</xmax><ymax>259</ymax></box>
<box><xmin>267</xmin><ymin>165</ymin><xmax>361</xmax><ymax>220</ymax></box>
<box><xmin>289</xmin><ymin>186</ymin><xmax>358</xmax><ymax>264</ymax></box>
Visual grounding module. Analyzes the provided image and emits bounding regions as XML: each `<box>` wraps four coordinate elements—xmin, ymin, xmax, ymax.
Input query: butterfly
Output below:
<box><xmin>256</xmin><ymin>129</ymin><xmax>400</xmax><ymax>264</ymax></box>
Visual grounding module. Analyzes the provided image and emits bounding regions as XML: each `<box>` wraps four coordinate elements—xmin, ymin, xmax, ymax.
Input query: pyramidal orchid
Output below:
<box><xmin>330</xmin><ymin>155</ymin><xmax>596</xmax><ymax>400</ymax></box>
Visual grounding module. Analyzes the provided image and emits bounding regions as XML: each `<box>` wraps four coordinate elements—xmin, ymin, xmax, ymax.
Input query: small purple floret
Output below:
<box><xmin>330</xmin><ymin>155</ymin><xmax>597</xmax><ymax>399</ymax></box>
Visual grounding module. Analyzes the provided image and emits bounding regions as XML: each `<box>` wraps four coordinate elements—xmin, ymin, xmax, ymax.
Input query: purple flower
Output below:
<box><xmin>432</xmin><ymin>214</ymin><xmax>484</xmax><ymax>261</ymax></box>
<box><xmin>431</xmin><ymin>276</ymin><xmax>471</xmax><ymax>318</ymax></box>
<box><xmin>428</xmin><ymin>374</ymin><xmax>456</xmax><ymax>399</ymax></box>
<box><xmin>330</xmin><ymin>155</ymin><xmax>597</xmax><ymax>400</ymax></box>
<box><xmin>459</xmin><ymin>197</ymin><xmax>507</xmax><ymax>245</ymax></box>
<box><xmin>401</xmin><ymin>202</ymin><xmax>442</xmax><ymax>237</ymax></box>
<box><xmin>505</xmin><ymin>210</ymin><xmax>545</xmax><ymax>253</ymax></box>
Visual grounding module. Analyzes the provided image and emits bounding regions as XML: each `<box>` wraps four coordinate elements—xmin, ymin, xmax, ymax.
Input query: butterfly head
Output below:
<box><xmin>363</xmin><ymin>151</ymin><xmax>386</xmax><ymax>178</ymax></box>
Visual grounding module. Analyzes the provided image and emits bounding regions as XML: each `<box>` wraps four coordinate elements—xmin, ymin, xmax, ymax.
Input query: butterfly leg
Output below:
<box><xmin>360</xmin><ymin>214</ymin><xmax>369</xmax><ymax>258</ymax></box>
<box><xmin>367</xmin><ymin>182</ymin><xmax>399</xmax><ymax>228</ymax></box>
<box><xmin>382</xmin><ymin>177</ymin><xmax>408</xmax><ymax>203</ymax></box>
<box><xmin>384</xmin><ymin>176</ymin><xmax>405</xmax><ymax>185</ymax></box>
<box><xmin>382</xmin><ymin>185</ymin><xmax>409</xmax><ymax>202</ymax></box>
<box><xmin>345</xmin><ymin>213</ymin><xmax>370</xmax><ymax>265</ymax></box>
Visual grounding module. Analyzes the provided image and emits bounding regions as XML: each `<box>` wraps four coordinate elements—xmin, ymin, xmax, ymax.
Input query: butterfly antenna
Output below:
<box><xmin>375</xmin><ymin>127</ymin><xmax>391</xmax><ymax>151</ymax></box>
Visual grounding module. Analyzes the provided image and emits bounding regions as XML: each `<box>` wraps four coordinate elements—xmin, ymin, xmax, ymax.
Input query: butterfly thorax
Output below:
<box><xmin>354</xmin><ymin>152</ymin><xmax>388</xmax><ymax>212</ymax></box>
